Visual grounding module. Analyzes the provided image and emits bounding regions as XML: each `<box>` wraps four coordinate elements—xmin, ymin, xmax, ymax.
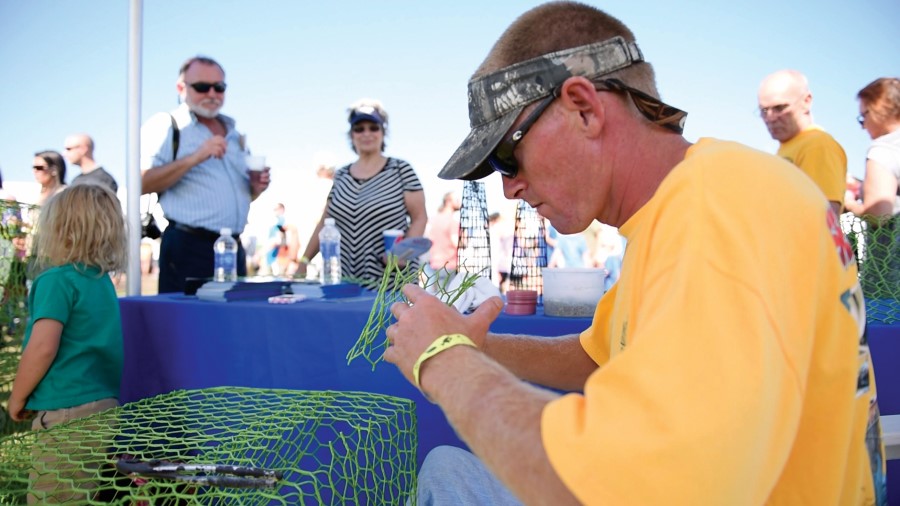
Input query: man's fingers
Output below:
<box><xmin>472</xmin><ymin>296</ymin><xmax>504</xmax><ymax>328</ymax></box>
<box><xmin>401</xmin><ymin>284</ymin><xmax>429</xmax><ymax>304</ymax></box>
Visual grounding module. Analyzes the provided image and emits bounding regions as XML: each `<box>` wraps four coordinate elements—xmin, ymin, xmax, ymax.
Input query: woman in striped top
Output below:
<box><xmin>298</xmin><ymin>99</ymin><xmax>427</xmax><ymax>285</ymax></box>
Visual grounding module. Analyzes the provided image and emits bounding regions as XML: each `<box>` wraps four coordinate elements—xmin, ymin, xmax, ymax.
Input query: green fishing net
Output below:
<box><xmin>0</xmin><ymin>201</ymin><xmax>37</xmax><ymax>437</ymax></box>
<box><xmin>843</xmin><ymin>214</ymin><xmax>900</xmax><ymax>324</ymax></box>
<box><xmin>0</xmin><ymin>387</ymin><xmax>417</xmax><ymax>504</ymax></box>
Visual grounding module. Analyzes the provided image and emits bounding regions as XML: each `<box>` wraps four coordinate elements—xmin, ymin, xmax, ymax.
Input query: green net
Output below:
<box><xmin>842</xmin><ymin>214</ymin><xmax>900</xmax><ymax>324</ymax></box>
<box><xmin>347</xmin><ymin>254</ymin><xmax>481</xmax><ymax>370</ymax></box>
<box><xmin>0</xmin><ymin>387</ymin><xmax>417</xmax><ymax>505</ymax></box>
<box><xmin>0</xmin><ymin>201</ymin><xmax>38</xmax><ymax>437</ymax></box>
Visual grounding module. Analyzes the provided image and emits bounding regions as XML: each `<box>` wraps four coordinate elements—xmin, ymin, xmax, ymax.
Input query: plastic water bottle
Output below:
<box><xmin>319</xmin><ymin>218</ymin><xmax>342</xmax><ymax>285</ymax></box>
<box><xmin>214</xmin><ymin>228</ymin><xmax>238</xmax><ymax>282</ymax></box>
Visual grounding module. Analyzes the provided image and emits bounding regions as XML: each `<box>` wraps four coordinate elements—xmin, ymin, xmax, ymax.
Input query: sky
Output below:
<box><xmin>0</xmin><ymin>0</ymin><xmax>898</xmax><ymax>241</ymax></box>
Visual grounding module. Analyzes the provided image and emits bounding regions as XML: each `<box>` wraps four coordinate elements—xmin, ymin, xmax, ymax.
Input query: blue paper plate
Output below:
<box><xmin>321</xmin><ymin>282</ymin><xmax>363</xmax><ymax>299</ymax></box>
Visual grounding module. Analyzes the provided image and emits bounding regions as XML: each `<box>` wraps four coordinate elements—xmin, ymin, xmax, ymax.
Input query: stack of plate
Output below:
<box><xmin>321</xmin><ymin>282</ymin><xmax>363</xmax><ymax>299</ymax></box>
<box><xmin>505</xmin><ymin>290</ymin><xmax>537</xmax><ymax>315</ymax></box>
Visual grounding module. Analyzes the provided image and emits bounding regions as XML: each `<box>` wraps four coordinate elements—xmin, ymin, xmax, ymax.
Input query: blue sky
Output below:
<box><xmin>1</xmin><ymin>0</ymin><xmax>897</xmax><ymax>234</ymax></box>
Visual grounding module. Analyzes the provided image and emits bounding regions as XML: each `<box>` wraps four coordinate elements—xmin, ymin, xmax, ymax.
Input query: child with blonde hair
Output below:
<box><xmin>7</xmin><ymin>183</ymin><xmax>127</xmax><ymax>502</ymax></box>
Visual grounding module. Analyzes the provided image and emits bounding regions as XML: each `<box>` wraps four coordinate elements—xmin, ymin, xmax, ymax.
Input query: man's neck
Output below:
<box><xmin>605</xmin><ymin>129</ymin><xmax>692</xmax><ymax>228</ymax></box>
<box><xmin>196</xmin><ymin>115</ymin><xmax>226</xmax><ymax>136</ymax></box>
<box><xmin>79</xmin><ymin>159</ymin><xmax>98</xmax><ymax>174</ymax></box>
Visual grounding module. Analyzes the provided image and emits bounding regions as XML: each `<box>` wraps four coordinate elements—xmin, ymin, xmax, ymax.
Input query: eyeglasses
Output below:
<box><xmin>486</xmin><ymin>78</ymin><xmax>688</xmax><ymax>179</ymax></box>
<box><xmin>352</xmin><ymin>124</ymin><xmax>382</xmax><ymax>134</ymax></box>
<box><xmin>758</xmin><ymin>100</ymin><xmax>797</xmax><ymax>118</ymax></box>
<box><xmin>857</xmin><ymin>111</ymin><xmax>869</xmax><ymax>127</ymax></box>
<box><xmin>187</xmin><ymin>81</ymin><xmax>227</xmax><ymax>93</ymax></box>
<box><xmin>33</xmin><ymin>165</ymin><xmax>47</xmax><ymax>171</ymax></box>
<box><xmin>487</xmin><ymin>92</ymin><xmax>558</xmax><ymax>178</ymax></box>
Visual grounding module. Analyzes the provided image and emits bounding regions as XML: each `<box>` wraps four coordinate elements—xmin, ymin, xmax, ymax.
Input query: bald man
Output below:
<box><xmin>758</xmin><ymin>70</ymin><xmax>846</xmax><ymax>215</ymax></box>
<box><xmin>64</xmin><ymin>134</ymin><xmax>119</xmax><ymax>192</ymax></box>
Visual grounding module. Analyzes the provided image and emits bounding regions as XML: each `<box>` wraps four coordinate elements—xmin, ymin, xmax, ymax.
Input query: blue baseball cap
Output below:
<box><xmin>349</xmin><ymin>105</ymin><xmax>385</xmax><ymax>126</ymax></box>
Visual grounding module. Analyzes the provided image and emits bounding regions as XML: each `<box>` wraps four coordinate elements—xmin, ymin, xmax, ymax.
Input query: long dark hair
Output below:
<box><xmin>34</xmin><ymin>150</ymin><xmax>67</xmax><ymax>184</ymax></box>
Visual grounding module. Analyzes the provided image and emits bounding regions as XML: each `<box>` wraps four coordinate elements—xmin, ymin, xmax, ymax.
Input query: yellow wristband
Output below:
<box><xmin>412</xmin><ymin>334</ymin><xmax>477</xmax><ymax>390</ymax></box>
<box><xmin>298</xmin><ymin>256</ymin><xmax>310</xmax><ymax>264</ymax></box>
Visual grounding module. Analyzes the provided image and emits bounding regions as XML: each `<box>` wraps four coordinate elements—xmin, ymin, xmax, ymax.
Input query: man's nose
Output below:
<box><xmin>502</xmin><ymin>175</ymin><xmax>524</xmax><ymax>200</ymax></box>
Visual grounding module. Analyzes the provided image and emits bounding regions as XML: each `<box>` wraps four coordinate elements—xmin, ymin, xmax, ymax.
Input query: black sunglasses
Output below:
<box><xmin>857</xmin><ymin>111</ymin><xmax>868</xmax><ymax>127</ymax></box>
<box><xmin>188</xmin><ymin>81</ymin><xmax>227</xmax><ymax>93</ymax></box>
<box><xmin>352</xmin><ymin>124</ymin><xmax>382</xmax><ymax>134</ymax></box>
<box><xmin>32</xmin><ymin>165</ymin><xmax>47</xmax><ymax>171</ymax></box>
<box><xmin>486</xmin><ymin>78</ymin><xmax>687</xmax><ymax>179</ymax></box>
<box><xmin>487</xmin><ymin>92</ymin><xmax>558</xmax><ymax>179</ymax></box>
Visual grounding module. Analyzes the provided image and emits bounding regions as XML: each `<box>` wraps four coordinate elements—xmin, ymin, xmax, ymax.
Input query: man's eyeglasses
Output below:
<box><xmin>758</xmin><ymin>102</ymin><xmax>792</xmax><ymax>118</ymax></box>
<box><xmin>857</xmin><ymin>111</ymin><xmax>869</xmax><ymax>127</ymax></box>
<box><xmin>352</xmin><ymin>124</ymin><xmax>382</xmax><ymax>134</ymax></box>
<box><xmin>487</xmin><ymin>92</ymin><xmax>558</xmax><ymax>179</ymax></box>
<box><xmin>188</xmin><ymin>81</ymin><xmax>227</xmax><ymax>94</ymax></box>
<box><xmin>486</xmin><ymin>78</ymin><xmax>687</xmax><ymax>179</ymax></box>
<box><xmin>33</xmin><ymin>165</ymin><xmax>47</xmax><ymax>171</ymax></box>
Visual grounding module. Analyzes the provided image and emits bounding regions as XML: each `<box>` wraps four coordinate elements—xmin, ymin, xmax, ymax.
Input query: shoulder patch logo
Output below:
<box><xmin>826</xmin><ymin>208</ymin><xmax>854</xmax><ymax>268</ymax></box>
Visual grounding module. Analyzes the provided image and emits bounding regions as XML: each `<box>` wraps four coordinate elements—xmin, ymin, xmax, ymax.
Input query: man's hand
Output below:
<box><xmin>198</xmin><ymin>136</ymin><xmax>227</xmax><ymax>160</ymax></box>
<box><xmin>250</xmin><ymin>167</ymin><xmax>271</xmax><ymax>199</ymax></box>
<box><xmin>383</xmin><ymin>284</ymin><xmax>503</xmax><ymax>387</ymax></box>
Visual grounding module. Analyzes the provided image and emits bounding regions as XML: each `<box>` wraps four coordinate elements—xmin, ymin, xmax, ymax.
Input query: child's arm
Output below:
<box><xmin>8</xmin><ymin>318</ymin><xmax>63</xmax><ymax>422</ymax></box>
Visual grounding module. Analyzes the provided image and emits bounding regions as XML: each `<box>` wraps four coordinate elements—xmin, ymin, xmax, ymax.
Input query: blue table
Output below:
<box><xmin>119</xmin><ymin>294</ymin><xmax>900</xmax><ymax>502</ymax></box>
<box><xmin>119</xmin><ymin>294</ymin><xmax>592</xmax><ymax>468</ymax></box>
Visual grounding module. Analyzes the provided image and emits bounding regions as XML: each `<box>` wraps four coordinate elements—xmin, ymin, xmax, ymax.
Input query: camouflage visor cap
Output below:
<box><xmin>438</xmin><ymin>36</ymin><xmax>644</xmax><ymax>181</ymax></box>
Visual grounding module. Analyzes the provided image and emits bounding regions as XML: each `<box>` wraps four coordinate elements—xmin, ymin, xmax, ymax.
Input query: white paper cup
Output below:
<box><xmin>383</xmin><ymin>229</ymin><xmax>404</xmax><ymax>252</ymax></box>
<box><xmin>245</xmin><ymin>155</ymin><xmax>266</xmax><ymax>171</ymax></box>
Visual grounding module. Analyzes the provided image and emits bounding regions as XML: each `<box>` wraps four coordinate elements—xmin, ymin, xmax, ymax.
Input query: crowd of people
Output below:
<box><xmin>1</xmin><ymin>0</ymin><xmax>899</xmax><ymax>503</ymax></box>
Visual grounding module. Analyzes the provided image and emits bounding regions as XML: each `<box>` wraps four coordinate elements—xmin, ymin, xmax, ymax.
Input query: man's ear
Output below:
<box><xmin>800</xmin><ymin>92</ymin><xmax>813</xmax><ymax>112</ymax></box>
<box><xmin>559</xmin><ymin>77</ymin><xmax>604</xmax><ymax>136</ymax></box>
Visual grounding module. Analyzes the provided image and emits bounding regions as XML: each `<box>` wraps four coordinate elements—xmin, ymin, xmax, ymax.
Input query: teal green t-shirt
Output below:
<box><xmin>23</xmin><ymin>264</ymin><xmax>123</xmax><ymax>410</ymax></box>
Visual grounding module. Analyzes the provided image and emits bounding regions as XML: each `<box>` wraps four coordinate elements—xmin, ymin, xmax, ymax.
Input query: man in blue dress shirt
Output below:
<box><xmin>141</xmin><ymin>55</ymin><xmax>270</xmax><ymax>293</ymax></box>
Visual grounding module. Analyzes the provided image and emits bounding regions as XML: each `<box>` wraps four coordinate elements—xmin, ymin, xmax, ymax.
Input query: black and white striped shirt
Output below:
<box><xmin>326</xmin><ymin>157</ymin><xmax>423</xmax><ymax>284</ymax></box>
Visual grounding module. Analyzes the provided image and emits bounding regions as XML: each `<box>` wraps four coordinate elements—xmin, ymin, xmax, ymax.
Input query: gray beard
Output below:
<box><xmin>190</xmin><ymin>104</ymin><xmax>219</xmax><ymax>119</ymax></box>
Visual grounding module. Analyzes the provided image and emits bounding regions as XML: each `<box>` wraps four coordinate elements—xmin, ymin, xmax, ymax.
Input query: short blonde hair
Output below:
<box><xmin>33</xmin><ymin>184</ymin><xmax>127</xmax><ymax>274</ymax></box>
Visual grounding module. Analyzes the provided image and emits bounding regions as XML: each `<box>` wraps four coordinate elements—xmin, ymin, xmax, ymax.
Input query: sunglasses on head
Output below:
<box><xmin>188</xmin><ymin>81</ymin><xmax>227</xmax><ymax>93</ymax></box>
<box><xmin>352</xmin><ymin>124</ymin><xmax>382</xmax><ymax>134</ymax></box>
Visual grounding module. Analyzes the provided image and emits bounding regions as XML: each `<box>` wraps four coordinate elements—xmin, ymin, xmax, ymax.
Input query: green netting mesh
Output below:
<box><xmin>0</xmin><ymin>387</ymin><xmax>417</xmax><ymax>505</ymax></box>
<box><xmin>0</xmin><ymin>201</ymin><xmax>38</xmax><ymax>437</ymax></box>
<box><xmin>842</xmin><ymin>214</ymin><xmax>900</xmax><ymax>324</ymax></box>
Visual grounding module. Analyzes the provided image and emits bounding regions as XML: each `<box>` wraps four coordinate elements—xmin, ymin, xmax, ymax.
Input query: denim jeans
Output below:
<box><xmin>416</xmin><ymin>446</ymin><xmax>523</xmax><ymax>505</ymax></box>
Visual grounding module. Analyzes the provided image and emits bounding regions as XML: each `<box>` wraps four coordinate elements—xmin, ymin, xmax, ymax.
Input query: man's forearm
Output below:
<box><xmin>422</xmin><ymin>347</ymin><xmax>581</xmax><ymax>505</ymax></box>
<box><xmin>483</xmin><ymin>333</ymin><xmax>597</xmax><ymax>391</ymax></box>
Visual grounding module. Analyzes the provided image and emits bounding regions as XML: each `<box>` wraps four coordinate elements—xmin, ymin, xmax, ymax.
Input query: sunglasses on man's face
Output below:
<box><xmin>352</xmin><ymin>124</ymin><xmax>382</xmax><ymax>134</ymax></box>
<box><xmin>188</xmin><ymin>81</ymin><xmax>227</xmax><ymax>94</ymax></box>
<box><xmin>487</xmin><ymin>93</ymin><xmax>558</xmax><ymax>179</ymax></box>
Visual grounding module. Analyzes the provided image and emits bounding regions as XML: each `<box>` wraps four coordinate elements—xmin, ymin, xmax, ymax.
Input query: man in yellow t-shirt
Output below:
<box><xmin>381</xmin><ymin>3</ymin><xmax>886</xmax><ymax>505</ymax></box>
<box><xmin>758</xmin><ymin>69</ymin><xmax>848</xmax><ymax>215</ymax></box>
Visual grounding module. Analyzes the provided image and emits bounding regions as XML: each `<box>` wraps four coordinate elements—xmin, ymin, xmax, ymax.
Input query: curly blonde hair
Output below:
<box><xmin>33</xmin><ymin>184</ymin><xmax>128</xmax><ymax>274</ymax></box>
